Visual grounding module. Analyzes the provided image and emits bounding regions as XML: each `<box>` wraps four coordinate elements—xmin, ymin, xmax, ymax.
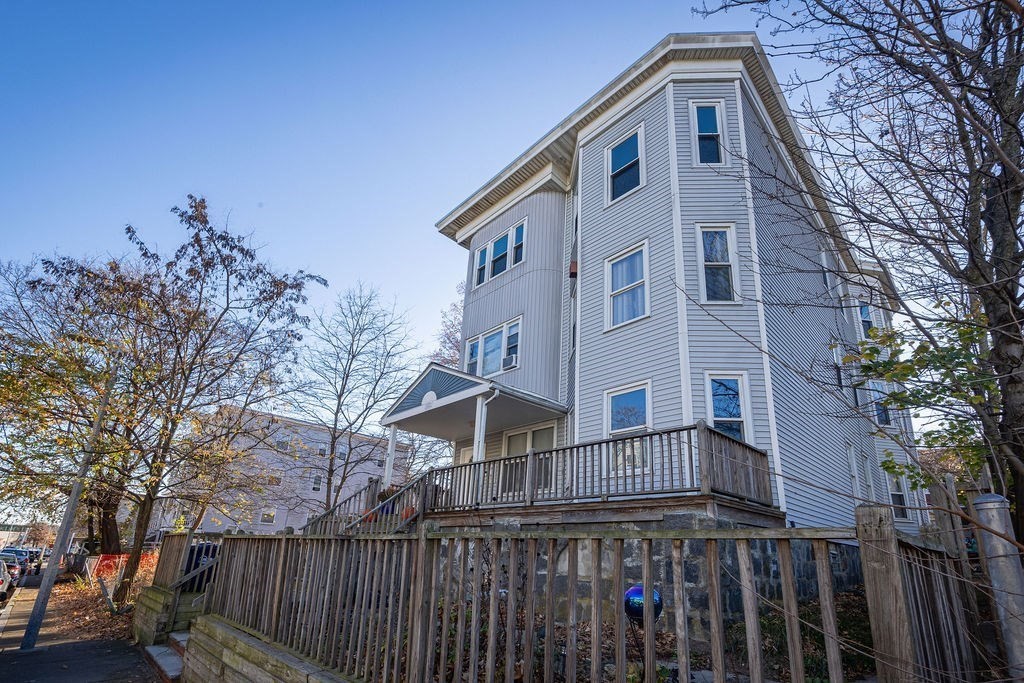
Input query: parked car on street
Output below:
<box><xmin>0</xmin><ymin>553</ymin><xmax>19</xmax><ymax>592</ymax></box>
<box><xmin>1</xmin><ymin>548</ymin><xmax>29</xmax><ymax>570</ymax></box>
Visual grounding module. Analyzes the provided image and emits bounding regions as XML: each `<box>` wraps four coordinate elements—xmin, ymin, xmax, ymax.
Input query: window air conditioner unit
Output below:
<box><xmin>502</xmin><ymin>354</ymin><xmax>518</xmax><ymax>370</ymax></box>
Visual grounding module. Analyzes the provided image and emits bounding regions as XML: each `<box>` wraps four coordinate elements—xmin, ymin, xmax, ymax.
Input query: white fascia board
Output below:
<box><xmin>576</xmin><ymin>62</ymin><xmax>745</xmax><ymax>147</ymax></box>
<box><xmin>380</xmin><ymin>383</ymin><xmax>492</xmax><ymax>427</ymax></box>
<box><xmin>437</xmin><ymin>34</ymin><xmax>761</xmax><ymax>238</ymax></box>
<box><xmin>453</xmin><ymin>162</ymin><xmax>566</xmax><ymax>247</ymax></box>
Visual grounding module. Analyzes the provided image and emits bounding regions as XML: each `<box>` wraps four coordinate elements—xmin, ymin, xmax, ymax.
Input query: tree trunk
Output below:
<box><xmin>96</xmin><ymin>491</ymin><xmax>122</xmax><ymax>555</ymax></box>
<box><xmin>112</xmin><ymin>491</ymin><xmax>154</xmax><ymax>605</ymax></box>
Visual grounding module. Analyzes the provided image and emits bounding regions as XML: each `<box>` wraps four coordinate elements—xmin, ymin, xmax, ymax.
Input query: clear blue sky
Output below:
<box><xmin>0</xmin><ymin>1</ymin><xmax>776</xmax><ymax>349</ymax></box>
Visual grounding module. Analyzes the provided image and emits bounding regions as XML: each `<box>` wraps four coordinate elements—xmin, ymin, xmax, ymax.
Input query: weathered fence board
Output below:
<box><xmin>197</xmin><ymin>516</ymin><xmax>977</xmax><ymax>682</ymax></box>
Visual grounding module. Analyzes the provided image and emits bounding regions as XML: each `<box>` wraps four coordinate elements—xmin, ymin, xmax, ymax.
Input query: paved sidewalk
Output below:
<box><xmin>0</xmin><ymin>573</ymin><xmax>155</xmax><ymax>681</ymax></box>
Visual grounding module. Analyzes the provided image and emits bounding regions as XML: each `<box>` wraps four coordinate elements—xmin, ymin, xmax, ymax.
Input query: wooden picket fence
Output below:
<box><xmin>195</xmin><ymin>504</ymin><xmax>983</xmax><ymax>682</ymax></box>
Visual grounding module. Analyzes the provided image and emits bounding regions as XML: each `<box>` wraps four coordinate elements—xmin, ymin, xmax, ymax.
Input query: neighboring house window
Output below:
<box><xmin>260</xmin><ymin>509</ymin><xmax>277</xmax><ymax>525</ymax></box>
<box><xmin>859</xmin><ymin>302</ymin><xmax>875</xmax><ymax>339</ymax></box>
<box><xmin>317</xmin><ymin>445</ymin><xmax>327</xmax><ymax>457</ymax></box>
<box><xmin>888</xmin><ymin>474</ymin><xmax>909</xmax><ymax>519</ymax></box>
<box><xmin>606</xmin><ymin>383</ymin><xmax>650</xmax><ymax>471</ymax></box>
<box><xmin>472</xmin><ymin>222</ymin><xmax>527</xmax><ymax>287</ymax></box>
<box><xmin>832</xmin><ymin>343</ymin><xmax>845</xmax><ymax>388</ymax></box>
<box><xmin>708</xmin><ymin>374</ymin><xmax>747</xmax><ymax>441</ymax></box>
<box><xmin>311</xmin><ymin>474</ymin><xmax>322</xmax><ymax>492</ymax></box>
<box><xmin>870</xmin><ymin>380</ymin><xmax>892</xmax><ymax>425</ymax></box>
<box><xmin>275</xmin><ymin>439</ymin><xmax>289</xmax><ymax>452</ymax></box>
<box><xmin>698</xmin><ymin>225</ymin><xmax>737</xmax><ymax>302</ymax></box>
<box><xmin>465</xmin><ymin>318</ymin><xmax>522</xmax><ymax>377</ymax></box>
<box><xmin>608</xmin><ymin>128</ymin><xmax>643</xmax><ymax>201</ymax></box>
<box><xmin>692</xmin><ymin>102</ymin><xmax>723</xmax><ymax>164</ymax></box>
<box><xmin>606</xmin><ymin>243</ymin><xmax>648</xmax><ymax>328</ymax></box>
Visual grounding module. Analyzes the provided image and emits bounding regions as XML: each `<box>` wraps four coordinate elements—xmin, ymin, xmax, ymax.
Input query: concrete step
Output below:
<box><xmin>143</xmin><ymin>644</ymin><xmax>183</xmax><ymax>683</ymax></box>
<box><xmin>168</xmin><ymin>631</ymin><xmax>189</xmax><ymax>657</ymax></box>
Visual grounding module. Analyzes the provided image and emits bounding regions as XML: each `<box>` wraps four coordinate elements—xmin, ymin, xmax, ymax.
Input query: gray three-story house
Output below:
<box><xmin>380</xmin><ymin>32</ymin><xmax>921</xmax><ymax>531</ymax></box>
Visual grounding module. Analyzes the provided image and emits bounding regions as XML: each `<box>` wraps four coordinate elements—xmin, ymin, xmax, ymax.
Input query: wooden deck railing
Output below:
<box><xmin>302</xmin><ymin>477</ymin><xmax>381</xmax><ymax>535</ymax></box>
<box><xmin>423</xmin><ymin>421</ymin><xmax>773</xmax><ymax>513</ymax></box>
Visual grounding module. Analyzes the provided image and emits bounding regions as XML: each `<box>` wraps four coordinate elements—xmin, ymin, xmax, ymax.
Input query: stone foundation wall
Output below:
<box><xmin>132</xmin><ymin>585</ymin><xmax>206</xmax><ymax>646</ymax></box>
<box><xmin>183</xmin><ymin>615</ymin><xmax>343</xmax><ymax>683</ymax></box>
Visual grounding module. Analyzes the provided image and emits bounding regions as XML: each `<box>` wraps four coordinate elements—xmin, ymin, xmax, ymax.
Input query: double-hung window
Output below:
<box><xmin>475</xmin><ymin>248</ymin><xmax>487</xmax><ymax>286</ymax></box>
<box><xmin>859</xmin><ymin>302</ymin><xmax>875</xmax><ymax>339</ymax></box>
<box><xmin>472</xmin><ymin>222</ymin><xmax>526</xmax><ymax>287</ymax></box>
<box><xmin>260</xmin><ymin>509</ymin><xmax>277</xmax><ymax>525</ymax></box>
<box><xmin>870</xmin><ymin>380</ymin><xmax>892</xmax><ymax>426</ymax></box>
<box><xmin>465</xmin><ymin>318</ymin><xmax>522</xmax><ymax>377</ymax></box>
<box><xmin>504</xmin><ymin>425</ymin><xmax>555</xmax><ymax>492</ymax></box>
<box><xmin>606</xmin><ymin>383</ymin><xmax>651</xmax><ymax>471</ymax></box>
<box><xmin>692</xmin><ymin>102</ymin><xmax>723</xmax><ymax>164</ymax></box>
<box><xmin>888</xmin><ymin>474</ymin><xmax>909</xmax><ymax>519</ymax></box>
<box><xmin>698</xmin><ymin>225</ymin><xmax>737</xmax><ymax>302</ymax></box>
<box><xmin>311</xmin><ymin>474</ymin><xmax>322</xmax><ymax>492</ymax></box>
<box><xmin>608</xmin><ymin>128</ymin><xmax>643</xmax><ymax>202</ymax></box>
<box><xmin>707</xmin><ymin>373</ymin><xmax>748</xmax><ymax>441</ymax></box>
<box><xmin>606</xmin><ymin>243</ymin><xmax>648</xmax><ymax>328</ymax></box>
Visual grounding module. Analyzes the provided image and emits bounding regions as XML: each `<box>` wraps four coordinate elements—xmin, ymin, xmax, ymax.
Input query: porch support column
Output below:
<box><xmin>473</xmin><ymin>394</ymin><xmax>488</xmax><ymax>462</ymax></box>
<box><xmin>383</xmin><ymin>425</ymin><xmax>397</xmax><ymax>487</ymax></box>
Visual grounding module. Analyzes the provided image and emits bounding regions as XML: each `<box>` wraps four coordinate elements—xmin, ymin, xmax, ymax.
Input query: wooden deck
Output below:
<box><xmin>305</xmin><ymin>421</ymin><xmax>776</xmax><ymax>536</ymax></box>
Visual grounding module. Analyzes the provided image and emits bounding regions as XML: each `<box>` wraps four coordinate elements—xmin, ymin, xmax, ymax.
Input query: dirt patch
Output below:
<box><xmin>44</xmin><ymin>579</ymin><xmax>134</xmax><ymax>642</ymax></box>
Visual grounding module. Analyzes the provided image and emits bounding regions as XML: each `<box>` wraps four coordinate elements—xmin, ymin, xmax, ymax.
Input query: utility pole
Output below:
<box><xmin>21</xmin><ymin>357</ymin><xmax>119</xmax><ymax>650</ymax></box>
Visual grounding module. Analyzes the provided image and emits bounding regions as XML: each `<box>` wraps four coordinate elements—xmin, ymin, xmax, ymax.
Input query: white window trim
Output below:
<box><xmin>603</xmin><ymin>380</ymin><xmax>653</xmax><ymax>437</ymax></box>
<box><xmin>501</xmin><ymin>420</ymin><xmax>558</xmax><ymax>458</ymax></box>
<box><xmin>689</xmin><ymin>99</ymin><xmax>727</xmax><ymax>167</ymax></box>
<box><xmin>886</xmin><ymin>472</ymin><xmax>910</xmax><ymax>520</ymax></box>
<box><xmin>704</xmin><ymin>371</ymin><xmax>754</xmax><ymax>444</ymax></box>
<box><xmin>464</xmin><ymin>316</ymin><xmax>523</xmax><ymax>378</ymax></box>
<box><xmin>861</xmin><ymin>452</ymin><xmax>877</xmax><ymax>501</ymax></box>
<box><xmin>259</xmin><ymin>508</ymin><xmax>277</xmax><ymax>525</ymax></box>
<box><xmin>470</xmin><ymin>218</ymin><xmax>528</xmax><ymax>290</ymax></box>
<box><xmin>695</xmin><ymin>223</ymin><xmax>741</xmax><ymax>304</ymax></box>
<box><xmin>604</xmin><ymin>240</ymin><xmax>651</xmax><ymax>331</ymax></box>
<box><xmin>458</xmin><ymin>446</ymin><xmax>474</xmax><ymax>465</ymax></box>
<box><xmin>604</xmin><ymin>124</ymin><xmax>646</xmax><ymax>207</ymax></box>
<box><xmin>311</xmin><ymin>474</ymin><xmax>323</xmax><ymax>492</ymax></box>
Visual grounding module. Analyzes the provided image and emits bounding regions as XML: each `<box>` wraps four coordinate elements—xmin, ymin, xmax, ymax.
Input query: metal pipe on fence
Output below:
<box><xmin>974</xmin><ymin>493</ymin><xmax>1024</xmax><ymax>679</ymax></box>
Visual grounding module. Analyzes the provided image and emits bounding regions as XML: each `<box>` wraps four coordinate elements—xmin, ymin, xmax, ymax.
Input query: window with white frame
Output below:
<box><xmin>848</xmin><ymin>446</ymin><xmax>876</xmax><ymax>501</ymax></box>
<box><xmin>311</xmin><ymin>474</ymin><xmax>323</xmax><ymax>492</ymax></box>
<box><xmin>698</xmin><ymin>226</ymin><xmax>737</xmax><ymax>302</ymax></box>
<box><xmin>708</xmin><ymin>374</ymin><xmax>747</xmax><ymax>441</ymax></box>
<box><xmin>606</xmin><ymin>383</ymin><xmax>650</xmax><ymax>471</ymax></box>
<box><xmin>608</xmin><ymin>128</ymin><xmax>643</xmax><ymax>201</ymax></box>
<box><xmin>859</xmin><ymin>301</ymin><xmax>875</xmax><ymax>339</ymax></box>
<box><xmin>465</xmin><ymin>318</ymin><xmax>521</xmax><ymax>377</ymax></box>
<box><xmin>503</xmin><ymin>425</ymin><xmax>556</xmax><ymax>493</ymax></box>
<box><xmin>887</xmin><ymin>473</ymin><xmax>909</xmax><ymax>519</ymax></box>
<box><xmin>692</xmin><ymin>102</ymin><xmax>723</xmax><ymax>164</ymax></box>
<box><xmin>869</xmin><ymin>380</ymin><xmax>892</xmax><ymax>426</ymax></box>
<box><xmin>606</xmin><ymin>244</ymin><xmax>648</xmax><ymax>328</ymax></box>
<box><xmin>472</xmin><ymin>222</ymin><xmax>527</xmax><ymax>288</ymax></box>
<box><xmin>259</xmin><ymin>509</ymin><xmax>277</xmax><ymax>524</ymax></box>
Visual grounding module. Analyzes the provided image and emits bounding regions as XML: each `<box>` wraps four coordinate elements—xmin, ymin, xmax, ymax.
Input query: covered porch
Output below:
<box><xmin>381</xmin><ymin>363</ymin><xmax>567</xmax><ymax>476</ymax></box>
<box><xmin>377</xmin><ymin>365</ymin><xmax>777</xmax><ymax>523</ymax></box>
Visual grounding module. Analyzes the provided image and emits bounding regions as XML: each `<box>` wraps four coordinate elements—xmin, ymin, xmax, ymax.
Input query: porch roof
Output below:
<box><xmin>381</xmin><ymin>363</ymin><xmax>566</xmax><ymax>442</ymax></box>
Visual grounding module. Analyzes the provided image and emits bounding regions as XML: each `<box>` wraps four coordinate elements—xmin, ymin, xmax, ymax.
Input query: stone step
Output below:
<box><xmin>143</xmin><ymin>644</ymin><xmax>183</xmax><ymax>683</ymax></box>
<box><xmin>168</xmin><ymin>630</ymin><xmax>189</xmax><ymax>657</ymax></box>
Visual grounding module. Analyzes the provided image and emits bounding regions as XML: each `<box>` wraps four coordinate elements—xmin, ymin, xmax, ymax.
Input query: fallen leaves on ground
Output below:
<box><xmin>46</xmin><ymin>578</ymin><xmax>134</xmax><ymax>641</ymax></box>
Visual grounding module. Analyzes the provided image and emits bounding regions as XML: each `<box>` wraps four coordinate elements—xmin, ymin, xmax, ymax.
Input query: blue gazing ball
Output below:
<box><xmin>623</xmin><ymin>583</ymin><xmax>663</xmax><ymax>623</ymax></box>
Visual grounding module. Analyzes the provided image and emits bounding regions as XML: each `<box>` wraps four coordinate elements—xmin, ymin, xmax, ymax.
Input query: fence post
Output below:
<box><xmin>855</xmin><ymin>505</ymin><xmax>916</xmax><ymax>682</ymax></box>
<box><xmin>974</xmin><ymin>493</ymin><xmax>1024</xmax><ymax>679</ymax></box>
